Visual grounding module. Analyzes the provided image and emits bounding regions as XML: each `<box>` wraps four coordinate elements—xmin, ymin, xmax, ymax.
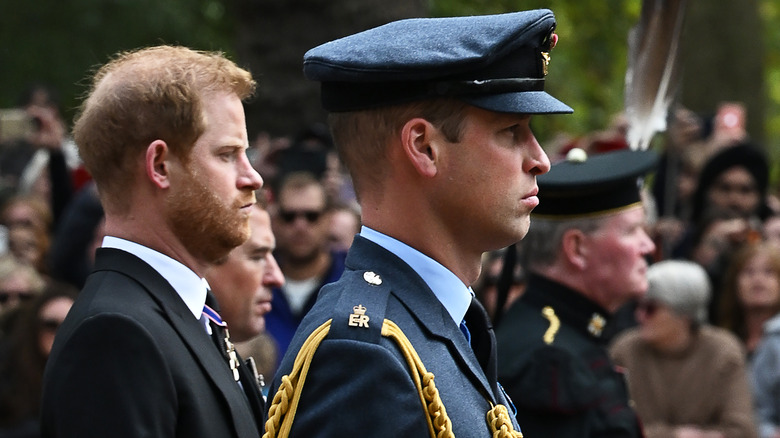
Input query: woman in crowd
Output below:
<box><xmin>0</xmin><ymin>283</ymin><xmax>77</xmax><ymax>437</ymax></box>
<box><xmin>0</xmin><ymin>254</ymin><xmax>46</xmax><ymax>318</ymax></box>
<box><xmin>719</xmin><ymin>242</ymin><xmax>780</xmax><ymax>358</ymax></box>
<box><xmin>610</xmin><ymin>259</ymin><xmax>757</xmax><ymax>438</ymax></box>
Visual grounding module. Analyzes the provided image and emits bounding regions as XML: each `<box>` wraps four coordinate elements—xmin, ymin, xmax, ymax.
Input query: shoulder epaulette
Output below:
<box><xmin>264</xmin><ymin>270</ymin><xmax>522</xmax><ymax>438</ymax></box>
<box><xmin>324</xmin><ymin>270</ymin><xmax>391</xmax><ymax>345</ymax></box>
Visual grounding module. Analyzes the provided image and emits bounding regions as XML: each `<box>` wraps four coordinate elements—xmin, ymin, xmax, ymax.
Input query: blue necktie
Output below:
<box><xmin>460</xmin><ymin>319</ymin><xmax>471</xmax><ymax>347</ymax></box>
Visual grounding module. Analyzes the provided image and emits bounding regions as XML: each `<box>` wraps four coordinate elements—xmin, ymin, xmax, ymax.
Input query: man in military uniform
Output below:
<box><xmin>264</xmin><ymin>9</ymin><xmax>571</xmax><ymax>438</ymax></box>
<box><xmin>496</xmin><ymin>147</ymin><xmax>658</xmax><ymax>437</ymax></box>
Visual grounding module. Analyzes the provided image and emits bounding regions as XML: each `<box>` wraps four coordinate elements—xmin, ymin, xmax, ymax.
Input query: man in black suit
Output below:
<box><xmin>40</xmin><ymin>45</ymin><xmax>266</xmax><ymax>438</ymax></box>
<box><xmin>264</xmin><ymin>9</ymin><xmax>571</xmax><ymax>438</ymax></box>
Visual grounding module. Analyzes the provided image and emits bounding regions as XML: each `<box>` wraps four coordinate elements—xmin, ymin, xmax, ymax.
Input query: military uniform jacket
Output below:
<box><xmin>41</xmin><ymin>248</ymin><xmax>265</xmax><ymax>438</ymax></box>
<box><xmin>267</xmin><ymin>236</ymin><xmax>519</xmax><ymax>437</ymax></box>
<box><xmin>495</xmin><ymin>274</ymin><xmax>643</xmax><ymax>438</ymax></box>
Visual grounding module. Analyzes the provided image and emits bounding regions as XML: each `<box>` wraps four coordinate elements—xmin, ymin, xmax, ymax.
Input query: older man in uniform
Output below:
<box><xmin>496</xmin><ymin>147</ymin><xmax>658</xmax><ymax>437</ymax></box>
<box><xmin>264</xmin><ymin>9</ymin><xmax>572</xmax><ymax>438</ymax></box>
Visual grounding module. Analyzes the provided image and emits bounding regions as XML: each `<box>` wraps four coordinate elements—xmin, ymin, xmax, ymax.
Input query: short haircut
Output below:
<box><xmin>73</xmin><ymin>45</ymin><xmax>255</xmax><ymax>213</ymax></box>
<box><xmin>646</xmin><ymin>260</ymin><xmax>711</xmax><ymax>324</ymax></box>
<box><xmin>327</xmin><ymin>98</ymin><xmax>469</xmax><ymax>197</ymax></box>
<box><xmin>520</xmin><ymin>215</ymin><xmax>606</xmax><ymax>271</ymax></box>
<box><xmin>276</xmin><ymin>171</ymin><xmax>330</xmax><ymax>211</ymax></box>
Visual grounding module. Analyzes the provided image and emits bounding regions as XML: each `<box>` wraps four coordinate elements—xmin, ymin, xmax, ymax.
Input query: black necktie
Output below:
<box><xmin>463</xmin><ymin>297</ymin><xmax>499</xmax><ymax>392</ymax></box>
<box><xmin>203</xmin><ymin>291</ymin><xmax>267</xmax><ymax>430</ymax></box>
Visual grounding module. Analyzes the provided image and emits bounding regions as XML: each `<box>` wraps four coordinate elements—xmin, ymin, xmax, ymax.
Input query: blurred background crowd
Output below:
<box><xmin>2</xmin><ymin>80</ymin><xmax>780</xmax><ymax>438</ymax></box>
<box><xmin>3</xmin><ymin>1</ymin><xmax>780</xmax><ymax>438</ymax></box>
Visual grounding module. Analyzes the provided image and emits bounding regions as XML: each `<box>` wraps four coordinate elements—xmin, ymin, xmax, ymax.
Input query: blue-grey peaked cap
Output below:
<box><xmin>303</xmin><ymin>9</ymin><xmax>573</xmax><ymax>114</ymax></box>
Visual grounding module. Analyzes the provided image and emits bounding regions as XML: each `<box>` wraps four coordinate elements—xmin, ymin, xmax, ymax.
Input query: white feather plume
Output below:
<box><xmin>624</xmin><ymin>0</ymin><xmax>687</xmax><ymax>150</ymax></box>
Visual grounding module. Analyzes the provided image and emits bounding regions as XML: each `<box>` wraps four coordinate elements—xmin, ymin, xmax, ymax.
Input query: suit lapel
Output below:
<box><xmin>92</xmin><ymin>249</ymin><xmax>260</xmax><ymax>436</ymax></box>
<box><xmin>344</xmin><ymin>237</ymin><xmax>496</xmax><ymax>402</ymax></box>
<box><xmin>236</xmin><ymin>351</ymin><xmax>266</xmax><ymax>431</ymax></box>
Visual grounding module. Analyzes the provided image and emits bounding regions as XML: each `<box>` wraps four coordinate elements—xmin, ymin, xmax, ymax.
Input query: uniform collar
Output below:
<box><xmin>522</xmin><ymin>273</ymin><xmax>611</xmax><ymax>343</ymax></box>
<box><xmin>359</xmin><ymin>226</ymin><xmax>472</xmax><ymax>324</ymax></box>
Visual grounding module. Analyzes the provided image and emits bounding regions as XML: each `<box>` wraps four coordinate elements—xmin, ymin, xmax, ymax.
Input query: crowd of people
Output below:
<box><xmin>0</xmin><ymin>7</ymin><xmax>779</xmax><ymax>438</ymax></box>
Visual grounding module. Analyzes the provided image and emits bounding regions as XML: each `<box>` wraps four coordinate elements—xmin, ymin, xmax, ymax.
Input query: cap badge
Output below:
<box><xmin>363</xmin><ymin>271</ymin><xmax>382</xmax><ymax>285</ymax></box>
<box><xmin>349</xmin><ymin>304</ymin><xmax>370</xmax><ymax>328</ymax></box>
<box><xmin>541</xmin><ymin>32</ymin><xmax>558</xmax><ymax>76</ymax></box>
<box><xmin>588</xmin><ymin>313</ymin><xmax>606</xmax><ymax>337</ymax></box>
<box><xmin>541</xmin><ymin>51</ymin><xmax>551</xmax><ymax>76</ymax></box>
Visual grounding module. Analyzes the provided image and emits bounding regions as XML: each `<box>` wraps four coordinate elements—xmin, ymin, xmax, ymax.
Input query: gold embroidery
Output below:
<box><xmin>542</xmin><ymin>306</ymin><xmax>560</xmax><ymax>344</ymax></box>
<box><xmin>348</xmin><ymin>304</ymin><xmax>370</xmax><ymax>328</ymax></box>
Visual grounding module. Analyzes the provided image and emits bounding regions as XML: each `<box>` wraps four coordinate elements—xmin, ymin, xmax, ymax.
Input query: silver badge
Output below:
<box><xmin>363</xmin><ymin>271</ymin><xmax>382</xmax><ymax>285</ymax></box>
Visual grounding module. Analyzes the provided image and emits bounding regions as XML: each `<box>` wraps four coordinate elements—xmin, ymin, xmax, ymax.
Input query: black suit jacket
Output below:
<box><xmin>41</xmin><ymin>248</ymin><xmax>264</xmax><ymax>438</ymax></box>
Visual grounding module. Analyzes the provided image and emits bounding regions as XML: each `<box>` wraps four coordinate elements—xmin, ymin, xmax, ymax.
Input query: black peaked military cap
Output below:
<box><xmin>303</xmin><ymin>9</ymin><xmax>573</xmax><ymax>114</ymax></box>
<box><xmin>532</xmin><ymin>148</ymin><xmax>659</xmax><ymax>219</ymax></box>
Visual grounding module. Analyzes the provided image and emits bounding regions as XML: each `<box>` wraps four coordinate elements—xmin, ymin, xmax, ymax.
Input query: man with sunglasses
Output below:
<box><xmin>266</xmin><ymin>171</ymin><xmax>347</xmax><ymax>367</ymax></box>
<box><xmin>495</xmin><ymin>147</ymin><xmax>658</xmax><ymax>437</ymax></box>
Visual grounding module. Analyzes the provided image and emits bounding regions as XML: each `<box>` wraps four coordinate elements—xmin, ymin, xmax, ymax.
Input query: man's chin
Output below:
<box><xmin>222</xmin><ymin>221</ymin><xmax>252</xmax><ymax>249</ymax></box>
<box><xmin>198</xmin><ymin>232</ymin><xmax>249</xmax><ymax>264</ymax></box>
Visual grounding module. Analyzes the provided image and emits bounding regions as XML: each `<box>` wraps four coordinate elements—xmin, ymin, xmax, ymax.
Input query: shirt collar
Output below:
<box><xmin>359</xmin><ymin>226</ymin><xmax>472</xmax><ymax>324</ymax></box>
<box><xmin>102</xmin><ymin>236</ymin><xmax>209</xmax><ymax>320</ymax></box>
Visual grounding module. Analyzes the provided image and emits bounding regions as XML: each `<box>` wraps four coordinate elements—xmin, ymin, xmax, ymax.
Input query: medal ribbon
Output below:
<box><xmin>202</xmin><ymin>304</ymin><xmax>227</xmax><ymax>328</ymax></box>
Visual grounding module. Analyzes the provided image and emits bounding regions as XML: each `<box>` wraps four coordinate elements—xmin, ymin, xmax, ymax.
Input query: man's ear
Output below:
<box><xmin>561</xmin><ymin>229</ymin><xmax>588</xmax><ymax>270</ymax></box>
<box><xmin>400</xmin><ymin>118</ymin><xmax>438</xmax><ymax>178</ymax></box>
<box><xmin>145</xmin><ymin>140</ymin><xmax>171</xmax><ymax>189</ymax></box>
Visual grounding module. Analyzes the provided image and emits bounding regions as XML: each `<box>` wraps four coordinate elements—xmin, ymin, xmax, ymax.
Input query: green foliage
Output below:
<box><xmin>762</xmin><ymin>0</ymin><xmax>780</xmax><ymax>182</ymax></box>
<box><xmin>2</xmin><ymin>0</ymin><xmax>779</xmax><ymax>171</ymax></box>
<box><xmin>431</xmin><ymin>0</ymin><xmax>641</xmax><ymax>149</ymax></box>
<box><xmin>0</xmin><ymin>0</ymin><xmax>236</xmax><ymax>123</ymax></box>
<box><xmin>432</xmin><ymin>0</ymin><xmax>780</xmax><ymax>167</ymax></box>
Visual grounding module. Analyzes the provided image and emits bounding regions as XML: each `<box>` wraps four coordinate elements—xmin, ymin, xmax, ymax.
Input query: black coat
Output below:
<box><xmin>496</xmin><ymin>274</ymin><xmax>643</xmax><ymax>438</ymax></box>
<box><xmin>41</xmin><ymin>248</ymin><xmax>265</xmax><ymax>438</ymax></box>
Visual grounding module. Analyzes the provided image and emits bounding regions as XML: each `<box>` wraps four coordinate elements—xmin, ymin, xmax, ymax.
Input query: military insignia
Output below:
<box><xmin>245</xmin><ymin>356</ymin><xmax>266</xmax><ymax>396</ymax></box>
<box><xmin>541</xmin><ymin>306</ymin><xmax>560</xmax><ymax>345</ymax></box>
<box><xmin>541</xmin><ymin>32</ymin><xmax>558</xmax><ymax>77</ymax></box>
<box><xmin>541</xmin><ymin>51</ymin><xmax>550</xmax><ymax>76</ymax></box>
<box><xmin>363</xmin><ymin>271</ymin><xmax>382</xmax><ymax>285</ymax></box>
<box><xmin>588</xmin><ymin>313</ymin><xmax>606</xmax><ymax>337</ymax></box>
<box><xmin>223</xmin><ymin>328</ymin><xmax>241</xmax><ymax>382</ymax></box>
<box><xmin>348</xmin><ymin>304</ymin><xmax>370</xmax><ymax>328</ymax></box>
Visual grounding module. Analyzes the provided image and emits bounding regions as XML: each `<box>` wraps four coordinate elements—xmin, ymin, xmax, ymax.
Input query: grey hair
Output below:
<box><xmin>520</xmin><ymin>215</ymin><xmax>607</xmax><ymax>271</ymax></box>
<box><xmin>646</xmin><ymin>259</ymin><xmax>711</xmax><ymax>324</ymax></box>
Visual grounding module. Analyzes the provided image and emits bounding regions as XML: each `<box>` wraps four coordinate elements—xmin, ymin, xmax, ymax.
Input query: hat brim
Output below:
<box><xmin>461</xmin><ymin>91</ymin><xmax>573</xmax><ymax>115</ymax></box>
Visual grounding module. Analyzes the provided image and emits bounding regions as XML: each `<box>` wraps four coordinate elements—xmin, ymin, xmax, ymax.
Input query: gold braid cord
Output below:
<box><xmin>381</xmin><ymin>320</ymin><xmax>454</xmax><ymax>438</ymax></box>
<box><xmin>263</xmin><ymin>318</ymin><xmax>521</xmax><ymax>438</ymax></box>
<box><xmin>263</xmin><ymin>319</ymin><xmax>333</xmax><ymax>438</ymax></box>
<box><xmin>486</xmin><ymin>403</ymin><xmax>524</xmax><ymax>438</ymax></box>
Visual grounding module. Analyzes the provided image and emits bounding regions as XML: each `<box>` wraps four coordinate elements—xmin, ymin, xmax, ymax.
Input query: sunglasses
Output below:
<box><xmin>0</xmin><ymin>290</ymin><xmax>35</xmax><ymax>305</ymax></box>
<box><xmin>279</xmin><ymin>209</ymin><xmax>323</xmax><ymax>224</ymax></box>
<box><xmin>39</xmin><ymin>318</ymin><xmax>64</xmax><ymax>332</ymax></box>
<box><xmin>636</xmin><ymin>300</ymin><xmax>661</xmax><ymax>317</ymax></box>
